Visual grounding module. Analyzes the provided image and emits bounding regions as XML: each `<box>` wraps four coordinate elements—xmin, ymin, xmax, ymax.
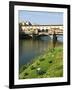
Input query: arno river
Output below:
<box><xmin>19</xmin><ymin>35</ymin><xmax>63</xmax><ymax>68</ymax></box>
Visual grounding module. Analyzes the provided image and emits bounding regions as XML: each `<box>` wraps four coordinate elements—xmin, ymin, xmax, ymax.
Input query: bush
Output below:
<box><xmin>23</xmin><ymin>77</ymin><xmax>26</xmax><ymax>79</ymax></box>
<box><xmin>36</xmin><ymin>62</ymin><xmax>40</xmax><ymax>65</ymax></box>
<box><xmin>19</xmin><ymin>65</ymin><xmax>27</xmax><ymax>73</ymax></box>
<box><xmin>24</xmin><ymin>72</ymin><xmax>29</xmax><ymax>76</ymax></box>
<box><xmin>30</xmin><ymin>65</ymin><xmax>36</xmax><ymax>70</ymax></box>
<box><xmin>36</xmin><ymin>68</ymin><xmax>46</xmax><ymax>75</ymax></box>
<box><xmin>49</xmin><ymin>60</ymin><xmax>52</xmax><ymax>64</ymax></box>
<box><xmin>39</xmin><ymin>58</ymin><xmax>45</xmax><ymax>61</ymax></box>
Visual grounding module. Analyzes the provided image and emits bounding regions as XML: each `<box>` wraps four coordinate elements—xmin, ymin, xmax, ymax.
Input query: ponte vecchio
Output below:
<box><xmin>19</xmin><ymin>22</ymin><xmax>63</xmax><ymax>38</ymax></box>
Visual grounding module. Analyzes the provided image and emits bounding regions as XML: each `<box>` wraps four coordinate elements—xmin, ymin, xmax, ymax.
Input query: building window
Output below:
<box><xmin>42</xmin><ymin>29</ymin><xmax>44</xmax><ymax>32</ymax></box>
<box><xmin>46</xmin><ymin>29</ymin><xmax>48</xmax><ymax>32</ymax></box>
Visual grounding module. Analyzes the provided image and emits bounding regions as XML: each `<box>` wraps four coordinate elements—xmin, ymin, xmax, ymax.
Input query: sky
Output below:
<box><xmin>19</xmin><ymin>10</ymin><xmax>63</xmax><ymax>25</ymax></box>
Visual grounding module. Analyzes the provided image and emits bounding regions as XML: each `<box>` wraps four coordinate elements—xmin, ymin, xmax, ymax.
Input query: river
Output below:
<box><xmin>19</xmin><ymin>35</ymin><xmax>63</xmax><ymax>68</ymax></box>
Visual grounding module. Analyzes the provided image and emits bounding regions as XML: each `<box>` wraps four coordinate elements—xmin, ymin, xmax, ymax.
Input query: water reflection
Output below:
<box><xmin>19</xmin><ymin>35</ymin><xmax>63</xmax><ymax>68</ymax></box>
<box><xmin>53</xmin><ymin>31</ymin><xmax>57</xmax><ymax>48</ymax></box>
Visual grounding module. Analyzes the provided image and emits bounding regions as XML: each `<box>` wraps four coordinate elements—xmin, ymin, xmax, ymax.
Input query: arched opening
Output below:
<box><xmin>42</xmin><ymin>29</ymin><xmax>44</xmax><ymax>32</ymax></box>
<box><xmin>46</xmin><ymin>29</ymin><xmax>48</xmax><ymax>32</ymax></box>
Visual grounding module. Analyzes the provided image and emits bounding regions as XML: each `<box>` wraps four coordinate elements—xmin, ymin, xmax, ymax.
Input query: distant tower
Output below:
<box><xmin>26</xmin><ymin>21</ymin><xmax>32</xmax><ymax>25</ymax></box>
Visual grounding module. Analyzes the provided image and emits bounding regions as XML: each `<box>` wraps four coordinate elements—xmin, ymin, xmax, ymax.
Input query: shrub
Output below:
<box><xmin>24</xmin><ymin>72</ymin><xmax>29</xmax><ymax>76</ymax></box>
<box><xmin>19</xmin><ymin>65</ymin><xmax>27</xmax><ymax>73</ymax></box>
<box><xmin>23</xmin><ymin>65</ymin><xmax>27</xmax><ymax>69</ymax></box>
<box><xmin>39</xmin><ymin>58</ymin><xmax>45</xmax><ymax>61</ymax></box>
<box><xmin>23</xmin><ymin>77</ymin><xmax>26</xmax><ymax>79</ymax></box>
<box><xmin>30</xmin><ymin>65</ymin><xmax>36</xmax><ymax>70</ymax></box>
<box><xmin>49</xmin><ymin>60</ymin><xmax>52</xmax><ymax>64</ymax></box>
<box><xmin>36</xmin><ymin>68</ymin><xmax>46</xmax><ymax>75</ymax></box>
<box><xmin>36</xmin><ymin>62</ymin><xmax>40</xmax><ymax>65</ymax></box>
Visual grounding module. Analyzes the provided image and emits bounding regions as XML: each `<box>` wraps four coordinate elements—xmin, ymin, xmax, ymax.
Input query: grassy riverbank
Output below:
<box><xmin>19</xmin><ymin>46</ymin><xmax>63</xmax><ymax>79</ymax></box>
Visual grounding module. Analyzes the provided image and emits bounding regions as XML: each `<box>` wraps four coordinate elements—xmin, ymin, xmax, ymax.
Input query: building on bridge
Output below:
<box><xmin>20</xmin><ymin>24</ymin><xmax>63</xmax><ymax>35</ymax></box>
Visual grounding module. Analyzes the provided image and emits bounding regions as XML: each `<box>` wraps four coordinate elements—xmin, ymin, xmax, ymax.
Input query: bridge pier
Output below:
<box><xmin>49</xmin><ymin>35</ymin><xmax>57</xmax><ymax>40</ymax></box>
<box><xmin>30</xmin><ymin>34</ymin><xmax>39</xmax><ymax>39</ymax></box>
<box><xmin>49</xmin><ymin>35</ymin><xmax>53</xmax><ymax>39</ymax></box>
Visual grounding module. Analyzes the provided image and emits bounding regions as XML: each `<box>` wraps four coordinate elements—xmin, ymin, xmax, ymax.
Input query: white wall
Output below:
<box><xmin>0</xmin><ymin>0</ymin><xmax>72</xmax><ymax>90</ymax></box>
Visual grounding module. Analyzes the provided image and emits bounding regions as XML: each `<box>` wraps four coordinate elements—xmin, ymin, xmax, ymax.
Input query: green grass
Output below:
<box><xmin>19</xmin><ymin>46</ymin><xmax>63</xmax><ymax>79</ymax></box>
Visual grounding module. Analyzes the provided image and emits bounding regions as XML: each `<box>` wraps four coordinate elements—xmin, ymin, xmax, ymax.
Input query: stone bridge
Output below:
<box><xmin>20</xmin><ymin>25</ymin><xmax>63</xmax><ymax>38</ymax></box>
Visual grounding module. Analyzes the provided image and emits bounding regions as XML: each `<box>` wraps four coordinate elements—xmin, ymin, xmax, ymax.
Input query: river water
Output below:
<box><xmin>19</xmin><ymin>35</ymin><xmax>63</xmax><ymax>68</ymax></box>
